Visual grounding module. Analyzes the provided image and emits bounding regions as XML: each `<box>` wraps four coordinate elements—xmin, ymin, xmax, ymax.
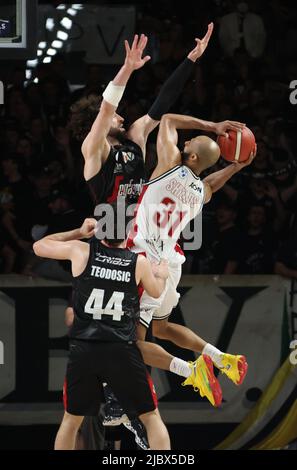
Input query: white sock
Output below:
<box><xmin>202</xmin><ymin>343</ymin><xmax>224</xmax><ymax>368</ymax></box>
<box><xmin>169</xmin><ymin>357</ymin><xmax>192</xmax><ymax>378</ymax></box>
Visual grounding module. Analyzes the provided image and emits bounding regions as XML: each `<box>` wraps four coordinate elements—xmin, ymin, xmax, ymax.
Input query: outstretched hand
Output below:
<box><xmin>188</xmin><ymin>23</ymin><xmax>214</xmax><ymax>62</ymax></box>
<box><xmin>124</xmin><ymin>34</ymin><xmax>151</xmax><ymax>71</ymax></box>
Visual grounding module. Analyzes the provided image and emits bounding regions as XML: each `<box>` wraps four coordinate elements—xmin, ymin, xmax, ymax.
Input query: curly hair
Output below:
<box><xmin>68</xmin><ymin>94</ymin><xmax>102</xmax><ymax>142</ymax></box>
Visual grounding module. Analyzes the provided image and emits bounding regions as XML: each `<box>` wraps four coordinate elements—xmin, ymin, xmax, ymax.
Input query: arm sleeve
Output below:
<box><xmin>148</xmin><ymin>58</ymin><xmax>194</xmax><ymax>120</ymax></box>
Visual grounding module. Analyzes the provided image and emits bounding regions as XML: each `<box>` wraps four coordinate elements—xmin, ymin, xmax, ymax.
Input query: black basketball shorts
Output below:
<box><xmin>63</xmin><ymin>339</ymin><xmax>157</xmax><ymax>418</ymax></box>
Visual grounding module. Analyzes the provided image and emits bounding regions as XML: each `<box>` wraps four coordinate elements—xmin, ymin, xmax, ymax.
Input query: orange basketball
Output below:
<box><xmin>217</xmin><ymin>127</ymin><xmax>256</xmax><ymax>163</ymax></box>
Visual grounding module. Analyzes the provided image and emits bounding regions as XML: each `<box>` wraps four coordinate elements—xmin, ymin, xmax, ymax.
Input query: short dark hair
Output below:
<box><xmin>68</xmin><ymin>94</ymin><xmax>102</xmax><ymax>142</ymax></box>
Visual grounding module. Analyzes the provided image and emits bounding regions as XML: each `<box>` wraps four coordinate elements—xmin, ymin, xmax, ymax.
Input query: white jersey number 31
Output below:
<box><xmin>84</xmin><ymin>288</ymin><xmax>124</xmax><ymax>321</ymax></box>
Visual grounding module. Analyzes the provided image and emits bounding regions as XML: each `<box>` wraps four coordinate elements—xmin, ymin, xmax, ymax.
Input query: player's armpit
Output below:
<box><xmin>82</xmin><ymin>140</ymin><xmax>110</xmax><ymax>181</ymax></box>
<box><xmin>203</xmin><ymin>181</ymin><xmax>213</xmax><ymax>204</ymax></box>
<box><xmin>126</xmin><ymin>114</ymin><xmax>159</xmax><ymax>157</ymax></box>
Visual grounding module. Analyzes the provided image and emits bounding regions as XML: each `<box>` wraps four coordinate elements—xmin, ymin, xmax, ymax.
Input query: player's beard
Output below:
<box><xmin>108</xmin><ymin>127</ymin><xmax>127</xmax><ymax>141</ymax></box>
<box><xmin>181</xmin><ymin>151</ymin><xmax>190</xmax><ymax>165</ymax></box>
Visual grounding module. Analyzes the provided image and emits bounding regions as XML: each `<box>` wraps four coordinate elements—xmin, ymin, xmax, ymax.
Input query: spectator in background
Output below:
<box><xmin>275</xmin><ymin>238</ymin><xmax>297</xmax><ymax>280</ymax></box>
<box><xmin>46</xmin><ymin>188</ymin><xmax>85</xmax><ymax>236</ymax></box>
<box><xmin>28</xmin><ymin>116</ymin><xmax>49</xmax><ymax>156</ymax></box>
<box><xmin>29</xmin><ymin>167</ymin><xmax>53</xmax><ymax>226</ymax></box>
<box><xmin>192</xmin><ymin>198</ymin><xmax>241</xmax><ymax>274</ymax></box>
<box><xmin>0</xmin><ymin>232</ymin><xmax>16</xmax><ymax>273</ymax></box>
<box><xmin>247</xmin><ymin>140</ymin><xmax>270</xmax><ymax>176</ymax></box>
<box><xmin>16</xmin><ymin>135</ymin><xmax>35</xmax><ymax>171</ymax></box>
<box><xmin>70</xmin><ymin>64</ymin><xmax>104</xmax><ymax>104</ymax></box>
<box><xmin>219</xmin><ymin>1</ymin><xmax>266</xmax><ymax>58</ymax></box>
<box><xmin>0</xmin><ymin>157</ymin><xmax>35</xmax><ymax>260</ymax></box>
<box><xmin>29</xmin><ymin>189</ymin><xmax>83</xmax><ymax>282</ymax></box>
<box><xmin>2</xmin><ymin>119</ymin><xmax>19</xmax><ymax>154</ymax></box>
<box><xmin>272</xmin><ymin>149</ymin><xmax>297</xmax><ymax>215</ymax></box>
<box><xmin>223</xmin><ymin>175</ymin><xmax>286</xmax><ymax>233</ymax></box>
<box><xmin>238</xmin><ymin>204</ymin><xmax>276</xmax><ymax>274</ymax></box>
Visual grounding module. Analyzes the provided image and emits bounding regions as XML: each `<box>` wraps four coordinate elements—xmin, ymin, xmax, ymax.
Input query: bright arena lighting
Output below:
<box><xmin>46</xmin><ymin>48</ymin><xmax>57</xmax><ymax>56</ymax></box>
<box><xmin>60</xmin><ymin>17</ymin><xmax>72</xmax><ymax>30</ymax></box>
<box><xmin>43</xmin><ymin>57</ymin><xmax>52</xmax><ymax>63</ymax></box>
<box><xmin>57</xmin><ymin>30</ymin><xmax>68</xmax><ymax>41</ymax></box>
<box><xmin>26</xmin><ymin>59</ymin><xmax>38</xmax><ymax>67</ymax></box>
<box><xmin>46</xmin><ymin>18</ymin><xmax>55</xmax><ymax>31</ymax></box>
<box><xmin>26</xmin><ymin>70</ymin><xmax>32</xmax><ymax>79</ymax></box>
<box><xmin>57</xmin><ymin>4</ymin><xmax>66</xmax><ymax>9</ymax></box>
<box><xmin>38</xmin><ymin>41</ymin><xmax>47</xmax><ymax>49</ymax></box>
<box><xmin>52</xmin><ymin>40</ymin><xmax>63</xmax><ymax>49</ymax></box>
<box><xmin>34</xmin><ymin>78</ymin><xmax>39</xmax><ymax>83</ymax></box>
<box><xmin>71</xmin><ymin>4</ymin><xmax>84</xmax><ymax>10</ymax></box>
<box><xmin>67</xmin><ymin>8</ymin><xmax>77</xmax><ymax>16</ymax></box>
<box><xmin>37</xmin><ymin>50</ymin><xmax>43</xmax><ymax>56</ymax></box>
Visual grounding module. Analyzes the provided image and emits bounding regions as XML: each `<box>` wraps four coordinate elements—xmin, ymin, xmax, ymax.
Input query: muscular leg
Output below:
<box><xmin>137</xmin><ymin>340</ymin><xmax>173</xmax><ymax>370</ymax></box>
<box><xmin>136</xmin><ymin>324</ymin><xmax>191</xmax><ymax>378</ymax></box>
<box><xmin>55</xmin><ymin>411</ymin><xmax>84</xmax><ymax>450</ymax></box>
<box><xmin>139</xmin><ymin>409</ymin><xmax>170</xmax><ymax>450</ymax></box>
<box><xmin>152</xmin><ymin>319</ymin><xmax>207</xmax><ymax>353</ymax></box>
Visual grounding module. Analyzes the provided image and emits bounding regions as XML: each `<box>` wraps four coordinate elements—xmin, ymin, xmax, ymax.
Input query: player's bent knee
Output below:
<box><xmin>61</xmin><ymin>411</ymin><xmax>84</xmax><ymax>431</ymax></box>
<box><xmin>138</xmin><ymin>408</ymin><xmax>158</xmax><ymax>421</ymax></box>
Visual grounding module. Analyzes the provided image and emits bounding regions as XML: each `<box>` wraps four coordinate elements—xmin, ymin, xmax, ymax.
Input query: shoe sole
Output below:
<box><xmin>201</xmin><ymin>355</ymin><xmax>223</xmax><ymax>407</ymax></box>
<box><xmin>236</xmin><ymin>355</ymin><xmax>248</xmax><ymax>385</ymax></box>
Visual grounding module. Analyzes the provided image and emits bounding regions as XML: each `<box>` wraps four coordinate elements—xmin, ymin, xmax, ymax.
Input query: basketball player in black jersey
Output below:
<box><xmin>33</xmin><ymin>215</ymin><xmax>171</xmax><ymax>450</ymax></box>
<box><xmin>69</xmin><ymin>26</ymin><xmax>220</xmax><ymax>207</ymax></box>
<box><xmin>67</xmin><ymin>26</ymin><xmax>219</xmax><ymax>447</ymax></box>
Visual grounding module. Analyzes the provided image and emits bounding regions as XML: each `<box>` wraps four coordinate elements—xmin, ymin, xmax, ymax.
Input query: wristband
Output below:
<box><xmin>102</xmin><ymin>81</ymin><xmax>125</xmax><ymax>108</ymax></box>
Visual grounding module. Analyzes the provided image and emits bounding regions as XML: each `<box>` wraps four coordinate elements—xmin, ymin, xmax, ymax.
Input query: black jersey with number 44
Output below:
<box><xmin>70</xmin><ymin>238</ymin><xmax>140</xmax><ymax>342</ymax></box>
<box><xmin>87</xmin><ymin>138</ymin><xmax>146</xmax><ymax>205</ymax></box>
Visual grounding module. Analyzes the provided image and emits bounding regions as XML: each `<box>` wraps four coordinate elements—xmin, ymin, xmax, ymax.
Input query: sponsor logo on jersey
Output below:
<box><xmin>166</xmin><ymin>178</ymin><xmax>200</xmax><ymax>208</ymax></box>
<box><xmin>189</xmin><ymin>182</ymin><xmax>202</xmax><ymax>193</ymax></box>
<box><xmin>94</xmin><ymin>254</ymin><xmax>132</xmax><ymax>267</ymax></box>
<box><xmin>179</xmin><ymin>167</ymin><xmax>188</xmax><ymax>178</ymax></box>
<box><xmin>114</xmin><ymin>163</ymin><xmax>123</xmax><ymax>174</ymax></box>
<box><xmin>122</xmin><ymin>151</ymin><xmax>135</xmax><ymax>163</ymax></box>
<box><xmin>118</xmin><ymin>178</ymin><xmax>145</xmax><ymax>197</ymax></box>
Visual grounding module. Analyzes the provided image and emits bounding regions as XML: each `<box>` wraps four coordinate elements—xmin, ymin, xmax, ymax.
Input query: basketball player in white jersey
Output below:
<box><xmin>127</xmin><ymin>113</ymin><xmax>257</xmax><ymax>403</ymax></box>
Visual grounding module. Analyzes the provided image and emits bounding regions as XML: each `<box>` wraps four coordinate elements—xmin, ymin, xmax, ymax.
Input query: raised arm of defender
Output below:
<box><xmin>126</xmin><ymin>23</ymin><xmax>215</xmax><ymax>154</ymax></box>
<box><xmin>81</xmin><ymin>34</ymin><xmax>151</xmax><ymax>180</ymax></box>
<box><xmin>82</xmin><ymin>23</ymin><xmax>216</xmax><ymax>178</ymax></box>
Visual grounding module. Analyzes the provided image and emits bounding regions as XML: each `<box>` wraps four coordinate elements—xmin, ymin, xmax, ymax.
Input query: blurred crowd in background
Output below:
<box><xmin>0</xmin><ymin>0</ymin><xmax>296</xmax><ymax>280</ymax></box>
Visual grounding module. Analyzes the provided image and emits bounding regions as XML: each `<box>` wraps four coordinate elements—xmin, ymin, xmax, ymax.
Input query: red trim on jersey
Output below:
<box><xmin>137</xmin><ymin>252</ymin><xmax>147</xmax><ymax>299</ymax></box>
<box><xmin>175</xmin><ymin>243</ymin><xmax>184</xmax><ymax>257</ymax></box>
<box><xmin>138</xmin><ymin>283</ymin><xmax>144</xmax><ymax>299</ymax></box>
<box><xmin>126</xmin><ymin>185</ymin><xmax>149</xmax><ymax>249</ymax></box>
<box><xmin>107</xmin><ymin>175</ymin><xmax>124</xmax><ymax>203</ymax></box>
<box><xmin>146</xmin><ymin>371</ymin><xmax>158</xmax><ymax>407</ymax></box>
<box><xmin>63</xmin><ymin>378</ymin><xmax>67</xmax><ymax>410</ymax></box>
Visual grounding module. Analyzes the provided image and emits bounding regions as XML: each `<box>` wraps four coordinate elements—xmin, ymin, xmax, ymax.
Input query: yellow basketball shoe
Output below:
<box><xmin>216</xmin><ymin>354</ymin><xmax>248</xmax><ymax>385</ymax></box>
<box><xmin>182</xmin><ymin>355</ymin><xmax>222</xmax><ymax>407</ymax></box>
